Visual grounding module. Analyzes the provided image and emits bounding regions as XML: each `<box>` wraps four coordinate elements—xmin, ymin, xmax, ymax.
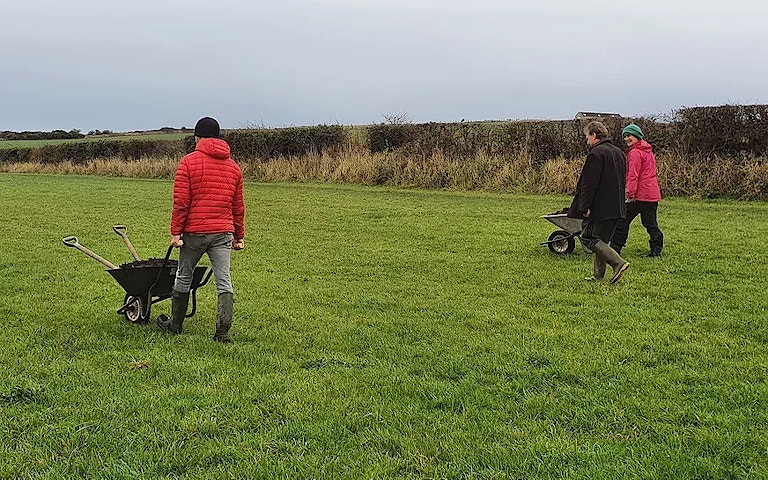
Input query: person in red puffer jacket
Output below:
<box><xmin>159</xmin><ymin>117</ymin><xmax>245</xmax><ymax>342</ymax></box>
<box><xmin>611</xmin><ymin>123</ymin><xmax>664</xmax><ymax>257</ymax></box>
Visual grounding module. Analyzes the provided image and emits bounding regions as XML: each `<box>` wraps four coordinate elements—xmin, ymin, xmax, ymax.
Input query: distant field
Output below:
<box><xmin>0</xmin><ymin>132</ymin><xmax>189</xmax><ymax>149</ymax></box>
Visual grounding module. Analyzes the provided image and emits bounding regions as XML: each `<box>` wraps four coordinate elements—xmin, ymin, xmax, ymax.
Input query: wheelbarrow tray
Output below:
<box><xmin>542</xmin><ymin>213</ymin><xmax>583</xmax><ymax>234</ymax></box>
<box><xmin>108</xmin><ymin>264</ymin><xmax>209</xmax><ymax>298</ymax></box>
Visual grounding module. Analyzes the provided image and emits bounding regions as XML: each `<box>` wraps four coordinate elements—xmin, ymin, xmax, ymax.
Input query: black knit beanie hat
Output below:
<box><xmin>194</xmin><ymin>117</ymin><xmax>220</xmax><ymax>138</ymax></box>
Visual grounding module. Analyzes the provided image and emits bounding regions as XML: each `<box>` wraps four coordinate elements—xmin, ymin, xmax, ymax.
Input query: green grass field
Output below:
<box><xmin>1</xmin><ymin>174</ymin><xmax>767</xmax><ymax>478</ymax></box>
<box><xmin>0</xmin><ymin>133</ymin><xmax>189</xmax><ymax>149</ymax></box>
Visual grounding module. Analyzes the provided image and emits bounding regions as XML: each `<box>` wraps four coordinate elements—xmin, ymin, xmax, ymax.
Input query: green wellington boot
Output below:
<box><xmin>590</xmin><ymin>241</ymin><xmax>630</xmax><ymax>284</ymax></box>
<box><xmin>213</xmin><ymin>292</ymin><xmax>234</xmax><ymax>343</ymax></box>
<box><xmin>585</xmin><ymin>256</ymin><xmax>607</xmax><ymax>281</ymax></box>
<box><xmin>158</xmin><ymin>290</ymin><xmax>189</xmax><ymax>334</ymax></box>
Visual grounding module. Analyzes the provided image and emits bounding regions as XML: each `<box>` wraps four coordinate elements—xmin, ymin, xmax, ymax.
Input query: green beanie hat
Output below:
<box><xmin>622</xmin><ymin>123</ymin><xmax>644</xmax><ymax>140</ymax></box>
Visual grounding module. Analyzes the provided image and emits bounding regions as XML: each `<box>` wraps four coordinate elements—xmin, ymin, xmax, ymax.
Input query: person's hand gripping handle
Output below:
<box><xmin>171</xmin><ymin>234</ymin><xmax>184</xmax><ymax>248</ymax></box>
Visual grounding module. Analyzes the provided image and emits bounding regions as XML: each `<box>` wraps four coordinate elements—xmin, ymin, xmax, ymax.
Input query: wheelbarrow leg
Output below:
<box><xmin>185</xmin><ymin>268</ymin><xmax>214</xmax><ymax>318</ymax></box>
<box><xmin>187</xmin><ymin>289</ymin><xmax>199</xmax><ymax>319</ymax></box>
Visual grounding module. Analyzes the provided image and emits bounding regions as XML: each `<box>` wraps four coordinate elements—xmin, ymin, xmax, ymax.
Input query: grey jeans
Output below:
<box><xmin>174</xmin><ymin>233</ymin><xmax>234</xmax><ymax>295</ymax></box>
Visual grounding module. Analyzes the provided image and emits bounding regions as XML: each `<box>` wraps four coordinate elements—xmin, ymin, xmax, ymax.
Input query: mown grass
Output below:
<box><xmin>1</xmin><ymin>174</ymin><xmax>767</xmax><ymax>479</ymax></box>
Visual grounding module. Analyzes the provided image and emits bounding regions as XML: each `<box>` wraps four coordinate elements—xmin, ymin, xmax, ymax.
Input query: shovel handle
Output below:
<box><xmin>62</xmin><ymin>236</ymin><xmax>119</xmax><ymax>270</ymax></box>
<box><xmin>62</xmin><ymin>236</ymin><xmax>79</xmax><ymax>248</ymax></box>
<box><xmin>113</xmin><ymin>225</ymin><xmax>140</xmax><ymax>261</ymax></box>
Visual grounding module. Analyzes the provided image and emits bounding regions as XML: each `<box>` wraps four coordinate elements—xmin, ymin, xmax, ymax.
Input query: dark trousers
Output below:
<box><xmin>611</xmin><ymin>201</ymin><xmax>663</xmax><ymax>254</ymax></box>
<box><xmin>580</xmin><ymin>219</ymin><xmax>619</xmax><ymax>251</ymax></box>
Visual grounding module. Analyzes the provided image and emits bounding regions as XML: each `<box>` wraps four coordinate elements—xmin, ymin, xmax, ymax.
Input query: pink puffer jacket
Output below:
<box><xmin>626</xmin><ymin>140</ymin><xmax>661</xmax><ymax>202</ymax></box>
<box><xmin>171</xmin><ymin>138</ymin><xmax>245</xmax><ymax>239</ymax></box>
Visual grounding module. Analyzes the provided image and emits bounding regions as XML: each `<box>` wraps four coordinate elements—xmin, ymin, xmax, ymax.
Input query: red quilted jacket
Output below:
<box><xmin>171</xmin><ymin>138</ymin><xmax>245</xmax><ymax>239</ymax></box>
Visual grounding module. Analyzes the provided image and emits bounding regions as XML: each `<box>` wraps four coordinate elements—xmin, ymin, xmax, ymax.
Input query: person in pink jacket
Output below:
<box><xmin>610</xmin><ymin>123</ymin><xmax>664</xmax><ymax>257</ymax></box>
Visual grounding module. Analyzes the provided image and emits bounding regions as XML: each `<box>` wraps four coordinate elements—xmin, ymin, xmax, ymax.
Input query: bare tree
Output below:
<box><xmin>379</xmin><ymin>109</ymin><xmax>413</xmax><ymax>125</ymax></box>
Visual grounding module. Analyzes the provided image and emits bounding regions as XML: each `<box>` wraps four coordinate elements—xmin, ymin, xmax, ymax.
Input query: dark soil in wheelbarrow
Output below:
<box><xmin>120</xmin><ymin>258</ymin><xmax>179</xmax><ymax>268</ymax></box>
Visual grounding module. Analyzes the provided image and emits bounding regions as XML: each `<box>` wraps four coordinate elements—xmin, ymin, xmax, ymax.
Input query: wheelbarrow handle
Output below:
<box><xmin>161</xmin><ymin>245</ymin><xmax>174</xmax><ymax>266</ymax></box>
<box><xmin>112</xmin><ymin>224</ymin><xmax>140</xmax><ymax>261</ymax></box>
<box><xmin>148</xmin><ymin>245</ymin><xmax>175</xmax><ymax>300</ymax></box>
<box><xmin>62</xmin><ymin>235</ymin><xmax>119</xmax><ymax>269</ymax></box>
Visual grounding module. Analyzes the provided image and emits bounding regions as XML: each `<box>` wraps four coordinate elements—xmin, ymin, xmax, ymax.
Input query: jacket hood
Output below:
<box><xmin>631</xmin><ymin>139</ymin><xmax>653</xmax><ymax>153</ymax></box>
<box><xmin>196</xmin><ymin>137</ymin><xmax>231</xmax><ymax>159</ymax></box>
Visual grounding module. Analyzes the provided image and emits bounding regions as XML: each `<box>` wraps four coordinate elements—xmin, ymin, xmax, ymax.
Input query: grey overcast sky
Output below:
<box><xmin>1</xmin><ymin>0</ymin><xmax>766</xmax><ymax>131</ymax></box>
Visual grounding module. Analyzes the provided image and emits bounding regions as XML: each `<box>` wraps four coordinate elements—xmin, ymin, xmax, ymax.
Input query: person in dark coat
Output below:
<box><xmin>568</xmin><ymin>121</ymin><xmax>630</xmax><ymax>284</ymax></box>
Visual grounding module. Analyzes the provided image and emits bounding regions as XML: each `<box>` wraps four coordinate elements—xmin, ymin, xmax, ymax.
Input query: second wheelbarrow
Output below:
<box><xmin>63</xmin><ymin>234</ymin><xmax>213</xmax><ymax>324</ymax></box>
<box><xmin>539</xmin><ymin>208</ymin><xmax>592</xmax><ymax>255</ymax></box>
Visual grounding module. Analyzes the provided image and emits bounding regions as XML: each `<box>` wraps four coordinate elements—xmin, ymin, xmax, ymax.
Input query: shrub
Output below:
<box><xmin>0</xmin><ymin>148</ymin><xmax>32</xmax><ymax>165</ymax></box>
<box><xmin>0</xmin><ymin>140</ymin><xmax>186</xmax><ymax>165</ymax></box>
<box><xmin>368</xmin><ymin>117</ymin><xmax>680</xmax><ymax>164</ymax></box>
<box><xmin>183</xmin><ymin>125</ymin><xmax>347</xmax><ymax>160</ymax></box>
<box><xmin>0</xmin><ymin>129</ymin><xmax>84</xmax><ymax>141</ymax></box>
<box><xmin>673</xmin><ymin>104</ymin><xmax>768</xmax><ymax>157</ymax></box>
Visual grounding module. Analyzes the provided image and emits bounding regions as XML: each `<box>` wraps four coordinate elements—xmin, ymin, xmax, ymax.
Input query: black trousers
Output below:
<box><xmin>611</xmin><ymin>201</ymin><xmax>664</xmax><ymax>254</ymax></box>
<box><xmin>580</xmin><ymin>218</ymin><xmax>618</xmax><ymax>251</ymax></box>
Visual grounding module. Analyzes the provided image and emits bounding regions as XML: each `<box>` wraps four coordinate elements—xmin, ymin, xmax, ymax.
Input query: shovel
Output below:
<box><xmin>113</xmin><ymin>225</ymin><xmax>141</xmax><ymax>261</ymax></box>
<box><xmin>62</xmin><ymin>236</ymin><xmax>118</xmax><ymax>269</ymax></box>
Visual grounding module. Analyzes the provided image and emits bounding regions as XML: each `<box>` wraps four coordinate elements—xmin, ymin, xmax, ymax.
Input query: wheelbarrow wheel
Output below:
<box><xmin>122</xmin><ymin>294</ymin><xmax>151</xmax><ymax>324</ymax></box>
<box><xmin>548</xmin><ymin>230</ymin><xmax>575</xmax><ymax>255</ymax></box>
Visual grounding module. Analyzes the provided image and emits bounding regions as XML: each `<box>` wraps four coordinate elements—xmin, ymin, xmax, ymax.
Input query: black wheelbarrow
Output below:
<box><xmin>63</xmin><ymin>227</ymin><xmax>213</xmax><ymax>324</ymax></box>
<box><xmin>539</xmin><ymin>208</ymin><xmax>591</xmax><ymax>255</ymax></box>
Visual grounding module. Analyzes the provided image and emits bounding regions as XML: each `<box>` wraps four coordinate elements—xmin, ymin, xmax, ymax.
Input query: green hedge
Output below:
<box><xmin>0</xmin><ymin>139</ymin><xmax>186</xmax><ymax>165</ymax></box>
<box><xmin>674</xmin><ymin>105</ymin><xmax>768</xmax><ymax>157</ymax></box>
<box><xmin>2</xmin><ymin>106</ymin><xmax>766</xmax><ymax>167</ymax></box>
<box><xmin>183</xmin><ymin>125</ymin><xmax>346</xmax><ymax>160</ymax></box>
<box><xmin>367</xmin><ymin>107</ymin><xmax>768</xmax><ymax>162</ymax></box>
<box><xmin>368</xmin><ymin>118</ymin><xmax>677</xmax><ymax>163</ymax></box>
<box><xmin>0</xmin><ymin>148</ymin><xmax>33</xmax><ymax>164</ymax></box>
<box><xmin>368</xmin><ymin>118</ymin><xmax>673</xmax><ymax>164</ymax></box>
<box><xmin>0</xmin><ymin>125</ymin><xmax>346</xmax><ymax>165</ymax></box>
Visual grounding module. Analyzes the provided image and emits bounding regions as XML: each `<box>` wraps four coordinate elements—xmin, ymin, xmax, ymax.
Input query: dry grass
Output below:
<box><xmin>540</xmin><ymin>156</ymin><xmax>583</xmax><ymax>194</ymax></box>
<box><xmin>244</xmin><ymin>148</ymin><xmax>548</xmax><ymax>192</ymax></box>
<box><xmin>2</xmin><ymin>156</ymin><xmax>179</xmax><ymax>178</ymax></box>
<box><xmin>2</xmin><ymin>148</ymin><xmax>766</xmax><ymax>199</ymax></box>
